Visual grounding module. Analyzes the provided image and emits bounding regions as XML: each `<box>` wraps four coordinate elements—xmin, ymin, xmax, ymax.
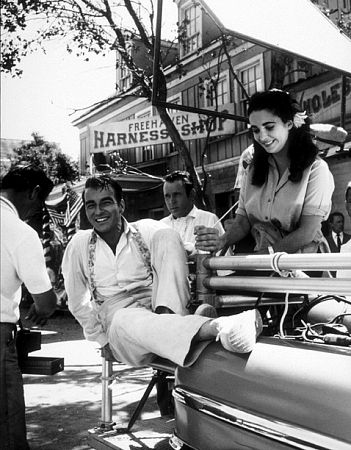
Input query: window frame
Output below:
<box><xmin>180</xmin><ymin>1</ymin><xmax>202</xmax><ymax>57</ymax></box>
<box><xmin>204</xmin><ymin>70</ymin><xmax>230</xmax><ymax>108</ymax></box>
<box><xmin>234</xmin><ymin>54</ymin><xmax>264</xmax><ymax>118</ymax></box>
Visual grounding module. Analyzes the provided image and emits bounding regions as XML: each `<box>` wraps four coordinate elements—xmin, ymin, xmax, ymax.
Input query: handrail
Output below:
<box><xmin>203</xmin><ymin>253</ymin><xmax>351</xmax><ymax>272</ymax></box>
<box><xmin>203</xmin><ymin>276</ymin><xmax>351</xmax><ymax>296</ymax></box>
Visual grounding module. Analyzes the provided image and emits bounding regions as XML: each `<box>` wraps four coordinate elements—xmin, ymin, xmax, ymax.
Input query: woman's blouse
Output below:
<box><xmin>236</xmin><ymin>156</ymin><xmax>334</xmax><ymax>236</ymax></box>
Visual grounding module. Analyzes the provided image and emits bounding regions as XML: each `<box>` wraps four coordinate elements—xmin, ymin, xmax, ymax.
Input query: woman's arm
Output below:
<box><xmin>195</xmin><ymin>214</ymin><xmax>251</xmax><ymax>253</ymax></box>
<box><xmin>269</xmin><ymin>215</ymin><xmax>322</xmax><ymax>254</ymax></box>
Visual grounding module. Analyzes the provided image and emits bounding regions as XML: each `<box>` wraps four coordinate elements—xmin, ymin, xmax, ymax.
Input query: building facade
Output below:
<box><xmin>73</xmin><ymin>0</ymin><xmax>351</xmax><ymax>228</ymax></box>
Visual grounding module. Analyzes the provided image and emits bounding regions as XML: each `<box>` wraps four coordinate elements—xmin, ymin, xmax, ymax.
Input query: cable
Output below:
<box><xmin>279</xmin><ymin>292</ymin><xmax>290</xmax><ymax>338</ymax></box>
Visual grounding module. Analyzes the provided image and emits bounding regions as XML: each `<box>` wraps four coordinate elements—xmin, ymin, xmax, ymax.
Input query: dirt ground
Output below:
<box><xmin>20</xmin><ymin>308</ymin><xmax>164</xmax><ymax>450</ymax></box>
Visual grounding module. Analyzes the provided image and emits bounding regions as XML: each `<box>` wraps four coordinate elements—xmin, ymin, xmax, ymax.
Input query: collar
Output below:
<box><xmin>0</xmin><ymin>195</ymin><xmax>19</xmax><ymax>217</ymax></box>
<box><xmin>171</xmin><ymin>205</ymin><xmax>197</xmax><ymax>221</ymax></box>
<box><xmin>332</xmin><ymin>230</ymin><xmax>343</xmax><ymax>238</ymax></box>
<box><xmin>93</xmin><ymin>216</ymin><xmax>130</xmax><ymax>242</ymax></box>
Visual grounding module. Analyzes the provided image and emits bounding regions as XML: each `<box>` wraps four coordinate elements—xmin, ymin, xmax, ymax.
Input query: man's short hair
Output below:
<box><xmin>329</xmin><ymin>211</ymin><xmax>344</xmax><ymax>222</ymax></box>
<box><xmin>84</xmin><ymin>174</ymin><xmax>123</xmax><ymax>204</ymax></box>
<box><xmin>1</xmin><ymin>165</ymin><xmax>53</xmax><ymax>201</ymax></box>
<box><xmin>164</xmin><ymin>170</ymin><xmax>193</xmax><ymax>196</ymax></box>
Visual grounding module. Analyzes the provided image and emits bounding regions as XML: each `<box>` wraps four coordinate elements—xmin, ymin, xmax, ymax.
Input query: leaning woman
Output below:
<box><xmin>195</xmin><ymin>89</ymin><xmax>334</xmax><ymax>255</ymax></box>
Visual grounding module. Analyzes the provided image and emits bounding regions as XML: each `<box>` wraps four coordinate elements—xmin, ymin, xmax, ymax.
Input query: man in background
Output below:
<box><xmin>326</xmin><ymin>212</ymin><xmax>351</xmax><ymax>253</ymax></box>
<box><xmin>0</xmin><ymin>166</ymin><xmax>57</xmax><ymax>449</ymax></box>
<box><xmin>161</xmin><ymin>170</ymin><xmax>225</xmax><ymax>256</ymax></box>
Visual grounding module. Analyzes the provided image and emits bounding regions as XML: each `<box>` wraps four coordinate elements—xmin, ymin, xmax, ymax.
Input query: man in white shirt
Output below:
<box><xmin>161</xmin><ymin>170</ymin><xmax>224</xmax><ymax>255</ymax></box>
<box><xmin>62</xmin><ymin>175</ymin><xmax>262</xmax><ymax>370</ymax></box>
<box><xmin>1</xmin><ymin>166</ymin><xmax>57</xmax><ymax>449</ymax></box>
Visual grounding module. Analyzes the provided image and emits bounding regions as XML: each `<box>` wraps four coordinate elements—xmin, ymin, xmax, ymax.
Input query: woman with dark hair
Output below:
<box><xmin>195</xmin><ymin>89</ymin><xmax>334</xmax><ymax>255</ymax></box>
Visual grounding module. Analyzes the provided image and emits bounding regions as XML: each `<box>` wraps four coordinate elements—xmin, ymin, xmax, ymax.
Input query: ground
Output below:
<box><xmin>20</xmin><ymin>308</ymin><xmax>171</xmax><ymax>450</ymax></box>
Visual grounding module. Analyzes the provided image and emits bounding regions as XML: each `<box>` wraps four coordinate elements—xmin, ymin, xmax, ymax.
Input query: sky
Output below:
<box><xmin>1</xmin><ymin>44</ymin><xmax>116</xmax><ymax>160</ymax></box>
<box><xmin>1</xmin><ymin>1</ymin><xmax>177</xmax><ymax>161</ymax></box>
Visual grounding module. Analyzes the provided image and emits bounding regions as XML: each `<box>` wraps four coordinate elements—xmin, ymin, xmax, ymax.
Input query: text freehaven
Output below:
<box><xmin>90</xmin><ymin>110</ymin><xmax>234</xmax><ymax>152</ymax></box>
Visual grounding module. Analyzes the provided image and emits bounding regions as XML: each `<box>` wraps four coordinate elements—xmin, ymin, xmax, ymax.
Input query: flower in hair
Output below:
<box><xmin>293</xmin><ymin>111</ymin><xmax>308</xmax><ymax>128</ymax></box>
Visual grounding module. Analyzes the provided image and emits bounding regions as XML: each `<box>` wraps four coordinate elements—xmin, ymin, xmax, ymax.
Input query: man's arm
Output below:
<box><xmin>62</xmin><ymin>234</ymin><xmax>109</xmax><ymax>347</ymax></box>
<box><xmin>26</xmin><ymin>289</ymin><xmax>57</xmax><ymax>326</ymax></box>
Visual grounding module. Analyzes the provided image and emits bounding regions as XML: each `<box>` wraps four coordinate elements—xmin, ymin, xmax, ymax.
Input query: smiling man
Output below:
<box><xmin>161</xmin><ymin>171</ymin><xmax>224</xmax><ymax>255</ymax></box>
<box><xmin>62</xmin><ymin>175</ymin><xmax>262</xmax><ymax>371</ymax></box>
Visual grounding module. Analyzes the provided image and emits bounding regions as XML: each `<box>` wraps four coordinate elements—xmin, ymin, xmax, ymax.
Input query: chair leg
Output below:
<box><xmin>126</xmin><ymin>370</ymin><xmax>159</xmax><ymax>431</ymax></box>
<box><xmin>100</xmin><ymin>357</ymin><xmax>115</xmax><ymax>430</ymax></box>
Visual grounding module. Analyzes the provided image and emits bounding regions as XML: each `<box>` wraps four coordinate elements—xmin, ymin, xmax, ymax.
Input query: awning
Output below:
<box><xmin>153</xmin><ymin>0</ymin><xmax>351</xmax><ymax>120</ymax></box>
<box><xmin>202</xmin><ymin>0</ymin><xmax>351</xmax><ymax>76</ymax></box>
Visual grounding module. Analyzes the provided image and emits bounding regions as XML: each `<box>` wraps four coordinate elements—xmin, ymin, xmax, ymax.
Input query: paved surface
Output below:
<box><xmin>21</xmin><ymin>309</ymin><xmax>171</xmax><ymax>450</ymax></box>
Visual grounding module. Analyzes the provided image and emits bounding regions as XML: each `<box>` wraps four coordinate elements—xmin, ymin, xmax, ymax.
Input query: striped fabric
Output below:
<box><xmin>42</xmin><ymin>206</ymin><xmax>52</xmax><ymax>265</ymax></box>
<box><xmin>45</xmin><ymin>188</ymin><xmax>83</xmax><ymax>229</ymax></box>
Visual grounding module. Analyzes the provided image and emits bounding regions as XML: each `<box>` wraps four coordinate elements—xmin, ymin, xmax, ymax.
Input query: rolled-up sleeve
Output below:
<box><xmin>62</xmin><ymin>234</ymin><xmax>108</xmax><ymax>347</ymax></box>
<box><xmin>302</xmin><ymin>159</ymin><xmax>334</xmax><ymax>219</ymax></box>
<box><xmin>235</xmin><ymin>167</ymin><xmax>249</xmax><ymax>218</ymax></box>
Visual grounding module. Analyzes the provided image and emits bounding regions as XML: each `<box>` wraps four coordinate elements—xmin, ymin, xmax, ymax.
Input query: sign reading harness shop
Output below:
<box><xmin>90</xmin><ymin>110</ymin><xmax>235</xmax><ymax>153</ymax></box>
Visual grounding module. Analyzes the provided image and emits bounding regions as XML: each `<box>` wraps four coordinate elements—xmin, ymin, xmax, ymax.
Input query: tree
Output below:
<box><xmin>11</xmin><ymin>132</ymin><xmax>79</xmax><ymax>184</ymax></box>
<box><xmin>1</xmin><ymin>0</ymin><xmax>209</xmax><ymax>208</ymax></box>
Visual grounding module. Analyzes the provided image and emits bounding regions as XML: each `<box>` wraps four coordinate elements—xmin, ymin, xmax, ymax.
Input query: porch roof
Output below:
<box><xmin>202</xmin><ymin>0</ymin><xmax>351</xmax><ymax>76</ymax></box>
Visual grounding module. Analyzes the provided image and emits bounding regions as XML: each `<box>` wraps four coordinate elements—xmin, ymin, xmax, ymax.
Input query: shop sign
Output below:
<box><xmin>89</xmin><ymin>109</ymin><xmax>235</xmax><ymax>153</ymax></box>
<box><xmin>296</xmin><ymin>77</ymin><xmax>351</xmax><ymax>123</ymax></box>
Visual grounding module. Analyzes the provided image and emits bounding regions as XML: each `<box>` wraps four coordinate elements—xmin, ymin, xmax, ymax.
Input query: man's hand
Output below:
<box><xmin>25</xmin><ymin>304</ymin><xmax>51</xmax><ymax>326</ymax></box>
<box><xmin>194</xmin><ymin>226</ymin><xmax>224</xmax><ymax>253</ymax></box>
<box><xmin>101</xmin><ymin>343</ymin><xmax>116</xmax><ymax>361</ymax></box>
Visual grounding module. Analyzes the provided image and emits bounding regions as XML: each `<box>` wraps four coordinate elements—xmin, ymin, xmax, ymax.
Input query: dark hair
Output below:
<box><xmin>1</xmin><ymin>165</ymin><xmax>53</xmax><ymax>200</ymax></box>
<box><xmin>329</xmin><ymin>211</ymin><xmax>344</xmax><ymax>222</ymax></box>
<box><xmin>247</xmin><ymin>90</ymin><xmax>319</xmax><ymax>186</ymax></box>
<box><xmin>84</xmin><ymin>174</ymin><xmax>123</xmax><ymax>204</ymax></box>
<box><xmin>163</xmin><ymin>170</ymin><xmax>193</xmax><ymax>196</ymax></box>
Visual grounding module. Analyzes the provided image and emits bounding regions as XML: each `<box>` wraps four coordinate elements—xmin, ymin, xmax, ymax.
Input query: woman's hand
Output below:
<box><xmin>194</xmin><ymin>226</ymin><xmax>226</xmax><ymax>253</ymax></box>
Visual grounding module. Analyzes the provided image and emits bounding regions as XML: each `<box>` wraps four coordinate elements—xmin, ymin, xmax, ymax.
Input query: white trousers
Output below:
<box><xmin>107</xmin><ymin>228</ymin><xmax>210</xmax><ymax>367</ymax></box>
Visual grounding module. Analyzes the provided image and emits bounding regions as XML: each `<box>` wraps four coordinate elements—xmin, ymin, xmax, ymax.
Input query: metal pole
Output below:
<box><xmin>101</xmin><ymin>356</ymin><xmax>113</xmax><ymax>427</ymax></box>
<box><xmin>217</xmin><ymin>294</ymin><xmax>304</xmax><ymax>308</ymax></box>
<box><xmin>203</xmin><ymin>253</ymin><xmax>351</xmax><ymax>272</ymax></box>
<box><xmin>151</xmin><ymin>0</ymin><xmax>163</xmax><ymax>105</ymax></box>
<box><xmin>196</xmin><ymin>253</ymin><xmax>216</xmax><ymax>306</ymax></box>
<box><xmin>203</xmin><ymin>276</ymin><xmax>351</xmax><ymax>296</ymax></box>
<box><xmin>340</xmin><ymin>75</ymin><xmax>347</xmax><ymax>130</ymax></box>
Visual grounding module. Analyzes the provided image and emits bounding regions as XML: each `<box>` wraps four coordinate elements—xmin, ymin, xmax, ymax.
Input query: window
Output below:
<box><xmin>116</xmin><ymin>59</ymin><xmax>133</xmax><ymax>92</ymax></box>
<box><xmin>204</xmin><ymin>73</ymin><xmax>229</xmax><ymax>107</ymax></box>
<box><xmin>235</xmin><ymin>56</ymin><xmax>264</xmax><ymax>117</ymax></box>
<box><xmin>181</xmin><ymin>3</ymin><xmax>201</xmax><ymax>55</ymax></box>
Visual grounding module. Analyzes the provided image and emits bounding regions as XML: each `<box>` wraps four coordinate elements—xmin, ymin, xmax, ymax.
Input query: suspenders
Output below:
<box><xmin>88</xmin><ymin>223</ymin><xmax>152</xmax><ymax>304</ymax></box>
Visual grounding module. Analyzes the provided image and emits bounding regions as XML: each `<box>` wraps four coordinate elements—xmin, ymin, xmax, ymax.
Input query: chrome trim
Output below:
<box><xmin>204</xmin><ymin>276</ymin><xmax>351</xmax><ymax>296</ymax></box>
<box><xmin>169</xmin><ymin>433</ymin><xmax>185</xmax><ymax>450</ymax></box>
<box><xmin>173</xmin><ymin>387</ymin><xmax>350</xmax><ymax>450</ymax></box>
<box><xmin>204</xmin><ymin>253</ymin><xmax>351</xmax><ymax>271</ymax></box>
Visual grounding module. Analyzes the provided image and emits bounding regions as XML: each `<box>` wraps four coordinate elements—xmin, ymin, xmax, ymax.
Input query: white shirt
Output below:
<box><xmin>332</xmin><ymin>230</ymin><xmax>344</xmax><ymax>247</ymax></box>
<box><xmin>62</xmin><ymin>218</ymin><xmax>168</xmax><ymax>347</ymax></box>
<box><xmin>161</xmin><ymin>206</ymin><xmax>224</xmax><ymax>254</ymax></box>
<box><xmin>0</xmin><ymin>196</ymin><xmax>52</xmax><ymax>323</ymax></box>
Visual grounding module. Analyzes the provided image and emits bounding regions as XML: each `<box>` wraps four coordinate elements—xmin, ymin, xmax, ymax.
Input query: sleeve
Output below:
<box><xmin>14</xmin><ymin>227</ymin><xmax>52</xmax><ymax>294</ymax></box>
<box><xmin>62</xmin><ymin>235</ymin><xmax>108</xmax><ymax>347</ymax></box>
<box><xmin>235</xmin><ymin>165</ymin><xmax>250</xmax><ymax>218</ymax></box>
<box><xmin>302</xmin><ymin>159</ymin><xmax>335</xmax><ymax>219</ymax></box>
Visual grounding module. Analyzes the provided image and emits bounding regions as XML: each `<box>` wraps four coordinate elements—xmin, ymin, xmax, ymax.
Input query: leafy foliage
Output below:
<box><xmin>311</xmin><ymin>0</ymin><xmax>351</xmax><ymax>38</ymax></box>
<box><xmin>11</xmin><ymin>132</ymin><xmax>79</xmax><ymax>184</ymax></box>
